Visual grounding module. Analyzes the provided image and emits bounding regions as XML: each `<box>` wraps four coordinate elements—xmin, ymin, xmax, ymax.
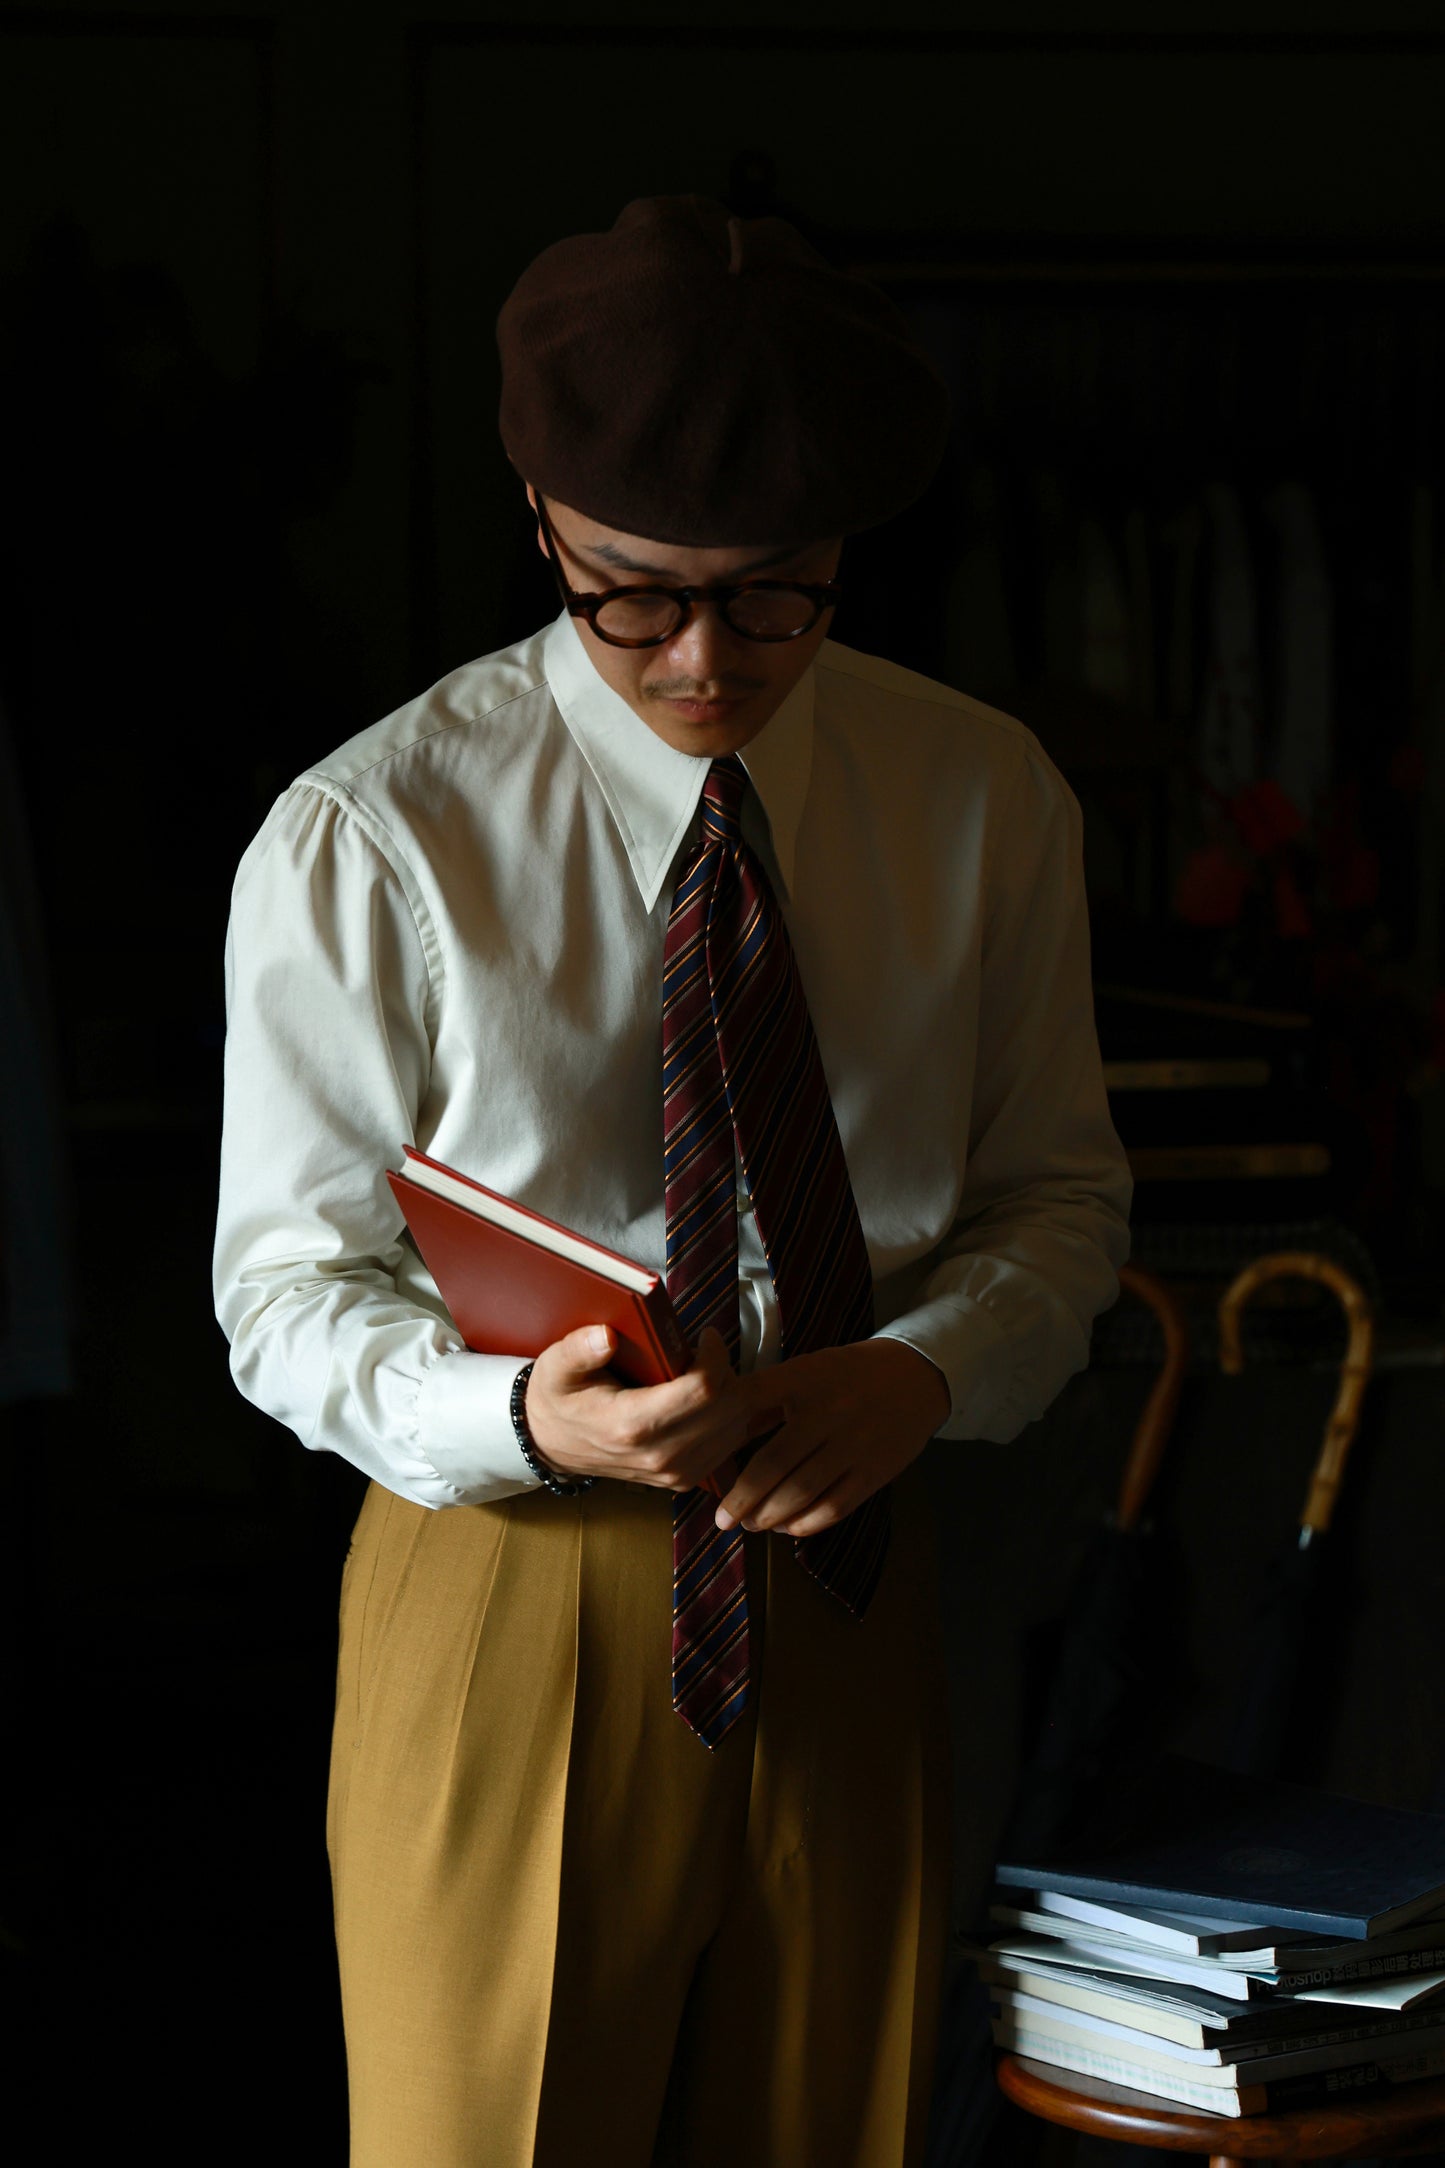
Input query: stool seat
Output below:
<box><xmin>996</xmin><ymin>2052</ymin><xmax>1445</xmax><ymax>2165</ymax></box>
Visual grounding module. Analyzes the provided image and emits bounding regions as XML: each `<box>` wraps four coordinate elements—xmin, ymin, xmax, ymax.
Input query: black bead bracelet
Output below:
<box><xmin>510</xmin><ymin>1360</ymin><xmax>595</xmax><ymax>1497</ymax></box>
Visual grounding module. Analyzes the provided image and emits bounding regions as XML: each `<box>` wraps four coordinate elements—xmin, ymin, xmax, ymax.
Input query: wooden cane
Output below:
<box><xmin>1113</xmin><ymin>1264</ymin><xmax>1190</xmax><ymax>1533</ymax></box>
<box><xmin>1217</xmin><ymin>1253</ymin><xmax>1374</xmax><ymax>1538</ymax></box>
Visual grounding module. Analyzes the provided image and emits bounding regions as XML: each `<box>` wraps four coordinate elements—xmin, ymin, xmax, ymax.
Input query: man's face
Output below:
<box><xmin>528</xmin><ymin>486</ymin><xmax>842</xmax><ymax>758</ymax></box>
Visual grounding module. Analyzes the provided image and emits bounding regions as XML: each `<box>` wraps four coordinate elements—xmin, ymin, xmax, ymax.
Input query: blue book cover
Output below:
<box><xmin>995</xmin><ymin>1756</ymin><xmax>1445</xmax><ymax>1942</ymax></box>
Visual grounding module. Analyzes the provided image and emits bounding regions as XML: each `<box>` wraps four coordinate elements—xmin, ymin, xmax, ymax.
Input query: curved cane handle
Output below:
<box><xmin>1217</xmin><ymin>1252</ymin><xmax>1374</xmax><ymax>1537</ymax></box>
<box><xmin>1114</xmin><ymin>1263</ymin><xmax>1190</xmax><ymax>1532</ymax></box>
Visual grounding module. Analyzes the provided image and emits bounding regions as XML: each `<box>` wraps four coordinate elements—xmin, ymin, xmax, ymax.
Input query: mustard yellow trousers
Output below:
<box><xmin>327</xmin><ymin>1467</ymin><xmax>951</xmax><ymax>2168</ymax></box>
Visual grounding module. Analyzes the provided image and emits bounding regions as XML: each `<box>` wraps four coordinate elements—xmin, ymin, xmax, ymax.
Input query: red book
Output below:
<box><xmin>387</xmin><ymin>1146</ymin><xmax>692</xmax><ymax>1386</ymax></box>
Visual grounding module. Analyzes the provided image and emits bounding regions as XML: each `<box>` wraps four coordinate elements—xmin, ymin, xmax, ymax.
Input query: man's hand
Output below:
<box><xmin>524</xmin><ymin>1324</ymin><xmax>749</xmax><ymax>1492</ymax></box>
<box><xmin>715</xmin><ymin>1339</ymin><xmax>950</xmax><ymax>1538</ymax></box>
<box><xmin>524</xmin><ymin>1326</ymin><xmax>950</xmax><ymax>1527</ymax></box>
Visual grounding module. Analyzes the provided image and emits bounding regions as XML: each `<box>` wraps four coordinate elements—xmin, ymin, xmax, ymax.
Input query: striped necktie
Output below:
<box><xmin>662</xmin><ymin>754</ymin><xmax>892</xmax><ymax>1748</ymax></box>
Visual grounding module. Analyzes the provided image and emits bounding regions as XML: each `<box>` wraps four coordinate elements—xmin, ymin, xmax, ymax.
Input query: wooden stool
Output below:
<box><xmin>996</xmin><ymin>2053</ymin><xmax>1445</xmax><ymax>2166</ymax></box>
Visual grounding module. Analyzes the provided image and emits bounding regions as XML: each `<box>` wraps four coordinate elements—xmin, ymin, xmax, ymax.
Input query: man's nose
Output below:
<box><xmin>663</xmin><ymin>602</ymin><xmax>744</xmax><ymax>683</ymax></box>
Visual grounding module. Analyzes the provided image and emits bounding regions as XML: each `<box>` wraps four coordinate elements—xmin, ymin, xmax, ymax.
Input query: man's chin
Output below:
<box><xmin>639</xmin><ymin>696</ymin><xmax>776</xmax><ymax>755</ymax></box>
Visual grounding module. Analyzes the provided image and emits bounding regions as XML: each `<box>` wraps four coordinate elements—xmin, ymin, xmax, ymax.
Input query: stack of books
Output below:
<box><xmin>977</xmin><ymin>1757</ymin><xmax>1445</xmax><ymax>2118</ymax></box>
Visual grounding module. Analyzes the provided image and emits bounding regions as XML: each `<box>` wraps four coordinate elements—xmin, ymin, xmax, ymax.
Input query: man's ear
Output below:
<box><xmin>524</xmin><ymin>482</ymin><xmax>545</xmax><ymax>558</ymax></box>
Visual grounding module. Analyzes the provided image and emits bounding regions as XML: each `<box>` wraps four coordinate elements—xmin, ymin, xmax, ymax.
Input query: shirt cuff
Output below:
<box><xmin>415</xmin><ymin>1346</ymin><xmax>541</xmax><ymax>1501</ymax></box>
<box><xmin>873</xmin><ymin>1293</ymin><xmax>1014</xmax><ymax>1442</ymax></box>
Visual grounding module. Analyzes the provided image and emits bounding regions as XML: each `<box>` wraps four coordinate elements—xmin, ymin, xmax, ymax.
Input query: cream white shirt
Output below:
<box><xmin>213</xmin><ymin>612</ymin><xmax>1132</xmax><ymax>1507</ymax></box>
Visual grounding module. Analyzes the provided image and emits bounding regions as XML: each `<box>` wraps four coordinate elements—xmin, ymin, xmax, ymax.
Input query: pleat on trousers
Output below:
<box><xmin>327</xmin><ymin>1462</ymin><xmax>951</xmax><ymax>2168</ymax></box>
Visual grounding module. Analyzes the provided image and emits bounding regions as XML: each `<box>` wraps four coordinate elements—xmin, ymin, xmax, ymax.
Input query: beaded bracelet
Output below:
<box><xmin>510</xmin><ymin>1360</ymin><xmax>596</xmax><ymax>1497</ymax></box>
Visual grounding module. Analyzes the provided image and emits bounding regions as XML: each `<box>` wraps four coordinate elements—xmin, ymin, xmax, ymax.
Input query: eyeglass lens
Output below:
<box><xmin>593</xmin><ymin>586</ymin><xmax>821</xmax><ymax>644</ymax></box>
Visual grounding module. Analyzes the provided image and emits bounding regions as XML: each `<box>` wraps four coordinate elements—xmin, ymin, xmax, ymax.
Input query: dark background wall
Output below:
<box><xmin>4</xmin><ymin>4</ymin><xmax>1445</xmax><ymax>2159</ymax></box>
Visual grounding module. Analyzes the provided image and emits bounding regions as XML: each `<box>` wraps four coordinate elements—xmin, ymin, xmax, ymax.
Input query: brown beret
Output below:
<box><xmin>496</xmin><ymin>195</ymin><xmax>951</xmax><ymax>548</ymax></box>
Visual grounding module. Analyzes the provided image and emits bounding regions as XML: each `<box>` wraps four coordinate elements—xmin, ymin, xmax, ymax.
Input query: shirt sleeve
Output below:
<box><xmin>874</xmin><ymin>740</ymin><xmax>1132</xmax><ymax>1442</ymax></box>
<box><xmin>212</xmin><ymin>782</ymin><xmax>539</xmax><ymax>1507</ymax></box>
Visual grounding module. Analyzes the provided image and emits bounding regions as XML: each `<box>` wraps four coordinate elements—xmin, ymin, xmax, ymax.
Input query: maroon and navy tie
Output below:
<box><xmin>662</xmin><ymin>754</ymin><xmax>892</xmax><ymax>1747</ymax></box>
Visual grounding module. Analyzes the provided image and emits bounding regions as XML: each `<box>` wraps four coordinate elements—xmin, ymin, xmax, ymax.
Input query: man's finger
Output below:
<box><xmin>739</xmin><ymin>1445</ymin><xmax>844</xmax><ymax>1532</ymax></box>
<box><xmin>730</xmin><ymin>1365</ymin><xmax>787</xmax><ymax>1433</ymax></box>
<box><xmin>693</xmin><ymin>1324</ymin><xmax>734</xmax><ymax>1381</ymax></box>
<box><xmin>697</xmin><ymin>1450</ymin><xmax>741</xmax><ymax>1500</ymax></box>
<box><xmin>715</xmin><ymin>1430</ymin><xmax>831</xmax><ymax>1530</ymax></box>
<box><xmin>771</xmin><ymin>1472</ymin><xmax>858</xmax><ymax>1538</ymax></box>
<box><xmin>547</xmin><ymin>1323</ymin><xmax>619</xmax><ymax>1387</ymax></box>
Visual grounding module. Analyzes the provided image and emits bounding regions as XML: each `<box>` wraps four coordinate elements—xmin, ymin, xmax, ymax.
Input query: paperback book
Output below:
<box><xmin>989</xmin><ymin>1983</ymin><xmax>1445</xmax><ymax>2077</ymax></box>
<box><xmin>989</xmin><ymin>1905</ymin><xmax>1445</xmax><ymax>1994</ymax></box>
<box><xmin>985</xmin><ymin>1761</ymin><xmax>1445</xmax><ymax>2118</ymax></box>
<box><xmin>994</xmin><ymin>2015</ymin><xmax>1445</xmax><ymax>2118</ymax></box>
<box><xmin>995</xmin><ymin>1755</ymin><xmax>1445</xmax><ymax>1941</ymax></box>
<box><xmin>974</xmin><ymin>1951</ymin><xmax>1371</xmax><ymax>2049</ymax></box>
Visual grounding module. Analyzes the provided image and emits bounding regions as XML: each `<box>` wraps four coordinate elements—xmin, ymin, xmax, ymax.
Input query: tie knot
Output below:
<box><xmin>702</xmin><ymin>755</ymin><xmax>747</xmax><ymax>842</ymax></box>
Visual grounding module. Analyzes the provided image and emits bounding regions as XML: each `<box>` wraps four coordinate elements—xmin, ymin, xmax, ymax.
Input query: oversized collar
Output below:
<box><xmin>543</xmin><ymin>609</ymin><xmax>815</xmax><ymax>914</ymax></box>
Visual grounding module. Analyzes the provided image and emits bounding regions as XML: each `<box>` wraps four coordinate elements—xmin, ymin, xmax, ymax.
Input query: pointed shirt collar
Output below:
<box><xmin>543</xmin><ymin>610</ymin><xmax>814</xmax><ymax>914</ymax></box>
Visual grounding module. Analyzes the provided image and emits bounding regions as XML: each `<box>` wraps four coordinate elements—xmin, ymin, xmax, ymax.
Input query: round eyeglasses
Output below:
<box><xmin>533</xmin><ymin>494</ymin><xmax>842</xmax><ymax>649</ymax></box>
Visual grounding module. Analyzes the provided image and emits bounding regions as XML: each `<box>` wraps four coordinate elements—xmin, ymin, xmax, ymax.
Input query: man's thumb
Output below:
<box><xmin>560</xmin><ymin>1323</ymin><xmax>615</xmax><ymax>1376</ymax></box>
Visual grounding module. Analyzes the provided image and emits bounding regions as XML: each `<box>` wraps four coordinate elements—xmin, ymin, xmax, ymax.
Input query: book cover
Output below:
<box><xmin>996</xmin><ymin>2020</ymin><xmax>1445</xmax><ymax>2117</ymax></box>
<box><xmin>1293</xmin><ymin>1966</ymin><xmax>1445</xmax><ymax>2012</ymax></box>
<box><xmin>1026</xmin><ymin>1887</ymin><xmax>1313</xmax><ymax>1956</ymax></box>
<box><xmin>990</xmin><ymin>1902</ymin><xmax>1280</xmax><ymax>1970</ymax></box>
<box><xmin>993</xmin><ymin>2022</ymin><xmax>1269</xmax><ymax>2115</ymax></box>
<box><xmin>995</xmin><ymin>1754</ymin><xmax>1445</xmax><ymax>1941</ymax></box>
<box><xmin>1258</xmin><ymin>1920</ymin><xmax>1445</xmax><ymax>1980</ymax></box>
<box><xmin>991</xmin><ymin>1983</ymin><xmax>1445</xmax><ymax>2079</ymax></box>
<box><xmin>389</xmin><ymin>1147</ymin><xmax>691</xmax><ymax>1387</ymax></box>
<box><xmin>996</xmin><ymin>1902</ymin><xmax>1445</xmax><ymax>1987</ymax></box>
<box><xmin>975</xmin><ymin>1955</ymin><xmax>1340</xmax><ymax>2049</ymax></box>
<box><xmin>985</xmin><ymin>1932</ymin><xmax>1263</xmax><ymax>2002</ymax></box>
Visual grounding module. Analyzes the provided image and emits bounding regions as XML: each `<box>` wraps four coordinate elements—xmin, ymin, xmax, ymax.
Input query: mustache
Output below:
<box><xmin>645</xmin><ymin>677</ymin><xmax>766</xmax><ymax>699</ymax></box>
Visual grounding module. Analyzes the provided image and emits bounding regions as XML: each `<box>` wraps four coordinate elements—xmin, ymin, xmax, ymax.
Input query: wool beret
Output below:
<box><xmin>496</xmin><ymin>194</ymin><xmax>951</xmax><ymax>547</ymax></box>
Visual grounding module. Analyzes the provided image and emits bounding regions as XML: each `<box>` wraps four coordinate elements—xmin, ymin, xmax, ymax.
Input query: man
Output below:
<box><xmin>214</xmin><ymin>195</ymin><xmax>1131</xmax><ymax>2168</ymax></box>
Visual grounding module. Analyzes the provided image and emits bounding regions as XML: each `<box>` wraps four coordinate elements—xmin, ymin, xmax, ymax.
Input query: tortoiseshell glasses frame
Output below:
<box><xmin>533</xmin><ymin>493</ymin><xmax>843</xmax><ymax>648</ymax></box>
